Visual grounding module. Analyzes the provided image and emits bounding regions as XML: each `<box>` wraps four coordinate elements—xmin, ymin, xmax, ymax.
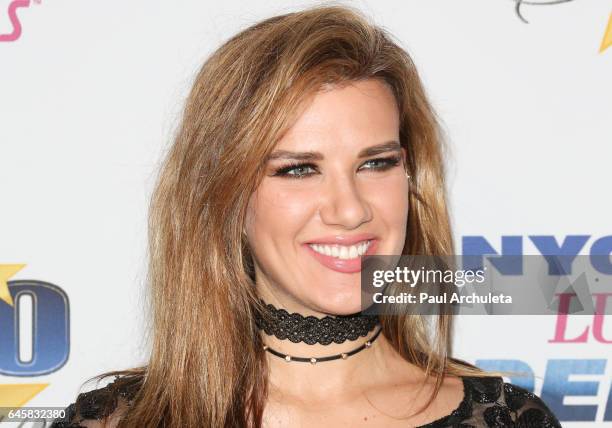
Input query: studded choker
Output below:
<box><xmin>254</xmin><ymin>299</ymin><xmax>380</xmax><ymax>345</ymax></box>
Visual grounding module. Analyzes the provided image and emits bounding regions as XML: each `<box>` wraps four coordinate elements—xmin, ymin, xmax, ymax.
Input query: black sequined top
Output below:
<box><xmin>51</xmin><ymin>375</ymin><xmax>562</xmax><ymax>427</ymax></box>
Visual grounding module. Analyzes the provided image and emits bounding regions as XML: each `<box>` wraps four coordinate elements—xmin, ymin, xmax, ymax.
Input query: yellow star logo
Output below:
<box><xmin>601</xmin><ymin>12</ymin><xmax>612</xmax><ymax>53</ymax></box>
<box><xmin>0</xmin><ymin>265</ymin><xmax>51</xmax><ymax>416</ymax></box>
<box><xmin>0</xmin><ymin>264</ymin><xmax>26</xmax><ymax>307</ymax></box>
<box><xmin>0</xmin><ymin>384</ymin><xmax>49</xmax><ymax>411</ymax></box>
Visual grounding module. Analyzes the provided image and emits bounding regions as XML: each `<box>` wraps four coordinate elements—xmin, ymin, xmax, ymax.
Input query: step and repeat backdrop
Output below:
<box><xmin>1</xmin><ymin>1</ymin><xmax>610</xmax><ymax>426</ymax></box>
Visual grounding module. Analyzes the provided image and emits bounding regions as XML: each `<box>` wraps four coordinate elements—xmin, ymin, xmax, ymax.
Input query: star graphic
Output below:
<box><xmin>0</xmin><ymin>264</ymin><xmax>26</xmax><ymax>307</ymax></box>
<box><xmin>0</xmin><ymin>384</ymin><xmax>49</xmax><ymax>409</ymax></box>
<box><xmin>601</xmin><ymin>12</ymin><xmax>612</xmax><ymax>53</ymax></box>
<box><xmin>0</xmin><ymin>265</ymin><xmax>49</xmax><ymax>416</ymax></box>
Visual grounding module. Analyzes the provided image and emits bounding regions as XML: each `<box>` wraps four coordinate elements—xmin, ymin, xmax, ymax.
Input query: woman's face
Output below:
<box><xmin>245</xmin><ymin>79</ymin><xmax>409</xmax><ymax>315</ymax></box>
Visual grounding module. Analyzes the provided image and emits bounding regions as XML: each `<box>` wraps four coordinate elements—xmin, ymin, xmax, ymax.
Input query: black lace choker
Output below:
<box><xmin>254</xmin><ymin>299</ymin><xmax>380</xmax><ymax>345</ymax></box>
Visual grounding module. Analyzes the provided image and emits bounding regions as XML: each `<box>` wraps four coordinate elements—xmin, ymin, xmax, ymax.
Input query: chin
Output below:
<box><xmin>310</xmin><ymin>290</ymin><xmax>363</xmax><ymax>316</ymax></box>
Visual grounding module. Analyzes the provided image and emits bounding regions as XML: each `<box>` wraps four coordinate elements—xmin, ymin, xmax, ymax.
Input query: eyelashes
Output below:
<box><xmin>271</xmin><ymin>155</ymin><xmax>402</xmax><ymax>179</ymax></box>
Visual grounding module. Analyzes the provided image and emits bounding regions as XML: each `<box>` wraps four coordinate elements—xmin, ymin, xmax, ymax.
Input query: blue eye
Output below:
<box><xmin>272</xmin><ymin>155</ymin><xmax>402</xmax><ymax>179</ymax></box>
<box><xmin>360</xmin><ymin>156</ymin><xmax>401</xmax><ymax>171</ymax></box>
<box><xmin>273</xmin><ymin>163</ymin><xmax>318</xmax><ymax>179</ymax></box>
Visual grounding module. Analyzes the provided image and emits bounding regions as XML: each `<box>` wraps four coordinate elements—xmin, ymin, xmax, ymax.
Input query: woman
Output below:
<box><xmin>52</xmin><ymin>5</ymin><xmax>561</xmax><ymax>428</ymax></box>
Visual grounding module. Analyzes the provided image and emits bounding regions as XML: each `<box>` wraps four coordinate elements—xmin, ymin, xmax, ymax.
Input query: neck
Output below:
<box><xmin>264</xmin><ymin>326</ymin><xmax>392</xmax><ymax>398</ymax></box>
<box><xmin>255</xmin><ymin>293</ymin><xmax>403</xmax><ymax>399</ymax></box>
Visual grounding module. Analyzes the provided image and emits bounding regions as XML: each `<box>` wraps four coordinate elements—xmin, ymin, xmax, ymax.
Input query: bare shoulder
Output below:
<box><xmin>438</xmin><ymin>373</ymin><xmax>464</xmax><ymax>396</ymax></box>
<box><xmin>417</xmin><ymin>373</ymin><xmax>466</xmax><ymax>417</ymax></box>
<box><xmin>51</xmin><ymin>374</ymin><xmax>143</xmax><ymax>428</ymax></box>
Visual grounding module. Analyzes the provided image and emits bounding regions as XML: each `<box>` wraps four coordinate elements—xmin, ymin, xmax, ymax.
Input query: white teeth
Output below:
<box><xmin>340</xmin><ymin>246</ymin><xmax>348</xmax><ymax>259</ymax></box>
<box><xmin>309</xmin><ymin>240</ymin><xmax>372</xmax><ymax>260</ymax></box>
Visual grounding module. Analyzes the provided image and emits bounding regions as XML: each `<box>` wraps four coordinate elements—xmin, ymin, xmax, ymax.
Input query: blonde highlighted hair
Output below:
<box><xmin>89</xmin><ymin>5</ymin><xmax>498</xmax><ymax>427</ymax></box>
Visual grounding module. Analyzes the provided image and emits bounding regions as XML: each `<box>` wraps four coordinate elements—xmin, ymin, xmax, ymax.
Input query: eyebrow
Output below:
<box><xmin>266</xmin><ymin>141</ymin><xmax>402</xmax><ymax>162</ymax></box>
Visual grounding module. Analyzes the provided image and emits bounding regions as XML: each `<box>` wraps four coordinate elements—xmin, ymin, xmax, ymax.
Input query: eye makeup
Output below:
<box><xmin>270</xmin><ymin>155</ymin><xmax>402</xmax><ymax>179</ymax></box>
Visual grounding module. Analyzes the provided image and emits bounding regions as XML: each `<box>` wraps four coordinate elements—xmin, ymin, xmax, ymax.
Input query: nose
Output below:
<box><xmin>318</xmin><ymin>170</ymin><xmax>372</xmax><ymax>229</ymax></box>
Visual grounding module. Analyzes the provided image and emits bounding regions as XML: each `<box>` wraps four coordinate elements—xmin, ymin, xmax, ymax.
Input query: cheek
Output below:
<box><xmin>364</xmin><ymin>178</ymin><xmax>409</xmax><ymax>246</ymax></box>
<box><xmin>246</xmin><ymin>184</ymin><xmax>316</xmax><ymax>245</ymax></box>
<box><xmin>365</xmin><ymin>177</ymin><xmax>409</xmax><ymax>219</ymax></box>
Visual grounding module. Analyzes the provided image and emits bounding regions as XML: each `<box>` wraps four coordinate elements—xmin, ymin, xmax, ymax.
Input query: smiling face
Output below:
<box><xmin>244</xmin><ymin>79</ymin><xmax>409</xmax><ymax>316</ymax></box>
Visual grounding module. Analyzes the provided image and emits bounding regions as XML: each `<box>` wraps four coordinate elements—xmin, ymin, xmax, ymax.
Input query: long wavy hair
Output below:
<box><xmin>90</xmin><ymin>5</ymin><xmax>495</xmax><ymax>427</ymax></box>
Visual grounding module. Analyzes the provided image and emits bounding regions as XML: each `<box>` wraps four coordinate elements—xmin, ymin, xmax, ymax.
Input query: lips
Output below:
<box><xmin>302</xmin><ymin>237</ymin><xmax>379</xmax><ymax>274</ymax></box>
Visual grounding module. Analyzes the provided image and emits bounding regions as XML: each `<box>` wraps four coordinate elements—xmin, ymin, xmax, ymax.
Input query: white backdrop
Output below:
<box><xmin>1</xmin><ymin>1</ymin><xmax>610</xmax><ymax>426</ymax></box>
